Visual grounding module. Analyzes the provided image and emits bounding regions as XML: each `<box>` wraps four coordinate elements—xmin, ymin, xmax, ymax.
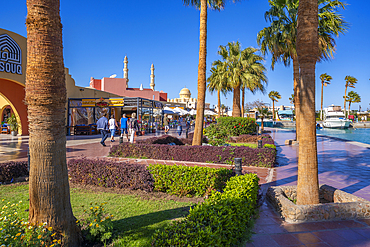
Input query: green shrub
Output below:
<box><xmin>263</xmin><ymin>143</ymin><xmax>276</xmax><ymax>149</ymax></box>
<box><xmin>148</xmin><ymin>164</ymin><xmax>233</xmax><ymax>197</ymax></box>
<box><xmin>203</xmin><ymin>123</ymin><xmax>229</xmax><ymax>146</ymax></box>
<box><xmin>152</xmin><ymin>173</ymin><xmax>260</xmax><ymax>246</ymax></box>
<box><xmin>217</xmin><ymin>117</ymin><xmax>256</xmax><ymax>136</ymax></box>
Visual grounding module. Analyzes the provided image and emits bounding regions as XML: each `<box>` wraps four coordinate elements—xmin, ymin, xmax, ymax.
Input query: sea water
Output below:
<box><xmin>316</xmin><ymin>128</ymin><xmax>370</xmax><ymax>145</ymax></box>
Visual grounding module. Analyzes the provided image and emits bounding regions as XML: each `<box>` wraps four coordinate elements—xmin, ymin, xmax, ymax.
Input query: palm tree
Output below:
<box><xmin>343</xmin><ymin>75</ymin><xmax>357</xmax><ymax>117</ymax></box>
<box><xmin>217</xmin><ymin>42</ymin><xmax>267</xmax><ymax>117</ymax></box>
<box><xmin>207</xmin><ymin>60</ymin><xmax>230</xmax><ymax>118</ymax></box>
<box><xmin>268</xmin><ymin>91</ymin><xmax>281</xmax><ymax>120</ymax></box>
<box><xmin>257</xmin><ymin>107</ymin><xmax>271</xmax><ymax>132</ymax></box>
<box><xmin>295</xmin><ymin>0</ymin><xmax>319</xmax><ymax>205</ymax></box>
<box><xmin>182</xmin><ymin>0</ymin><xmax>240</xmax><ymax>145</ymax></box>
<box><xmin>346</xmin><ymin>91</ymin><xmax>361</xmax><ymax>114</ymax></box>
<box><xmin>26</xmin><ymin>0</ymin><xmax>80</xmax><ymax>245</ymax></box>
<box><xmin>319</xmin><ymin>73</ymin><xmax>332</xmax><ymax>120</ymax></box>
<box><xmin>257</xmin><ymin>0</ymin><xmax>348</xmax><ymax>141</ymax></box>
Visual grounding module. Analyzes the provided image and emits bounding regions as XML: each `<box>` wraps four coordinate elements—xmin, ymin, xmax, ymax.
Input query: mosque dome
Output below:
<box><xmin>179</xmin><ymin>87</ymin><xmax>191</xmax><ymax>99</ymax></box>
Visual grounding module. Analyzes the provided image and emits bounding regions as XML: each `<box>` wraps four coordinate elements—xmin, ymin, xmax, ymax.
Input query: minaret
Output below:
<box><xmin>123</xmin><ymin>56</ymin><xmax>129</xmax><ymax>88</ymax></box>
<box><xmin>150</xmin><ymin>63</ymin><xmax>155</xmax><ymax>90</ymax></box>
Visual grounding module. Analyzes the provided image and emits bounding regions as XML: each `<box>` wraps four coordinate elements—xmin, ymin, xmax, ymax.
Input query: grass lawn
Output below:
<box><xmin>0</xmin><ymin>183</ymin><xmax>197</xmax><ymax>246</ymax></box>
<box><xmin>228</xmin><ymin>142</ymin><xmax>257</xmax><ymax>148</ymax></box>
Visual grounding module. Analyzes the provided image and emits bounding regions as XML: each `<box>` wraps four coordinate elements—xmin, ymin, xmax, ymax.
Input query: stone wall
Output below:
<box><xmin>267</xmin><ymin>185</ymin><xmax>370</xmax><ymax>223</ymax></box>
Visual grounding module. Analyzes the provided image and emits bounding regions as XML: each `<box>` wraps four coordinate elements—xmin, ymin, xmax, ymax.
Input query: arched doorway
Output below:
<box><xmin>0</xmin><ymin>78</ymin><xmax>28</xmax><ymax>135</ymax></box>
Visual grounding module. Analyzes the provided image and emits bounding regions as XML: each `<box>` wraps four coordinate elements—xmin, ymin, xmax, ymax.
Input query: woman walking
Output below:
<box><xmin>109</xmin><ymin>115</ymin><xmax>118</xmax><ymax>142</ymax></box>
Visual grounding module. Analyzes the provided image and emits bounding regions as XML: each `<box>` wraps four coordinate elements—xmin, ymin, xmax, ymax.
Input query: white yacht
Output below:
<box><xmin>322</xmin><ymin>105</ymin><xmax>351</xmax><ymax>129</ymax></box>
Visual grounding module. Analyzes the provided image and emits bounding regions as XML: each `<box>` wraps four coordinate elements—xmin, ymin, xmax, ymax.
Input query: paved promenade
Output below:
<box><xmin>1</xmin><ymin>128</ymin><xmax>370</xmax><ymax>246</ymax></box>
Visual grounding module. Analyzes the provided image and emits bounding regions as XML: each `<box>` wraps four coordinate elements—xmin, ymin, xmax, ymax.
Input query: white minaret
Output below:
<box><xmin>123</xmin><ymin>56</ymin><xmax>129</xmax><ymax>88</ymax></box>
<box><xmin>150</xmin><ymin>63</ymin><xmax>155</xmax><ymax>90</ymax></box>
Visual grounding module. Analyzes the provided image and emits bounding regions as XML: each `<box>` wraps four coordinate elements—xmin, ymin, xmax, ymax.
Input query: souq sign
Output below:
<box><xmin>0</xmin><ymin>34</ymin><xmax>22</xmax><ymax>75</ymax></box>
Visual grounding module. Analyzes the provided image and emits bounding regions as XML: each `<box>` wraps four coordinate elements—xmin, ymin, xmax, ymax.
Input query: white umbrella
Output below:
<box><xmin>163</xmin><ymin>107</ymin><xmax>178</xmax><ymax>115</ymax></box>
<box><xmin>204</xmin><ymin>110</ymin><xmax>217</xmax><ymax>116</ymax></box>
<box><xmin>189</xmin><ymin>109</ymin><xmax>197</xmax><ymax>115</ymax></box>
<box><xmin>173</xmin><ymin>107</ymin><xmax>189</xmax><ymax>116</ymax></box>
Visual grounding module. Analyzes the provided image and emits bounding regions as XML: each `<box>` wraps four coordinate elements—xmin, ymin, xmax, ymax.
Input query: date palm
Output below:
<box><xmin>346</xmin><ymin>91</ymin><xmax>361</xmax><ymax>114</ymax></box>
<box><xmin>207</xmin><ymin>60</ymin><xmax>230</xmax><ymax>118</ymax></box>
<box><xmin>26</xmin><ymin>0</ymin><xmax>80</xmax><ymax>245</ymax></box>
<box><xmin>182</xmin><ymin>0</ymin><xmax>241</xmax><ymax>145</ymax></box>
<box><xmin>319</xmin><ymin>73</ymin><xmax>332</xmax><ymax>120</ymax></box>
<box><xmin>343</xmin><ymin>75</ymin><xmax>357</xmax><ymax>117</ymax></box>
<box><xmin>257</xmin><ymin>107</ymin><xmax>271</xmax><ymax>132</ymax></box>
<box><xmin>257</xmin><ymin>0</ymin><xmax>348</xmax><ymax>141</ymax></box>
<box><xmin>218</xmin><ymin>42</ymin><xmax>267</xmax><ymax>117</ymax></box>
<box><xmin>268</xmin><ymin>91</ymin><xmax>281</xmax><ymax>120</ymax></box>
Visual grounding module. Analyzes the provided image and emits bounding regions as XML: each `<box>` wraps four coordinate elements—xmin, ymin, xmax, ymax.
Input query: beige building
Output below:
<box><xmin>167</xmin><ymin>87</ymin><xmax>210</xmax><ymax>110</ymax></box>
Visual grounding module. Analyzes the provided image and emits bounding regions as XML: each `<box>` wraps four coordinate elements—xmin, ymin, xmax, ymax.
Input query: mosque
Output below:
<box><xmin>167</xmin><ymin>86</ymin><xmax>210</xmax><ymax>110</ymax></box>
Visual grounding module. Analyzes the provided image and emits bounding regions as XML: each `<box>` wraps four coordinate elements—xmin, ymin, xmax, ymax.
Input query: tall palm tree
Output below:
<box><xmin>218</xmin><ymin>42</ymin><xmax>267</xmax><ymax>117</ymax></box>
<box><xmin>268</xmin><ymin>91</ymin><xmax>281</xmax><ymax>120</ymax></box>
<box><xmin>207</xmin><ymin>60</ymin><xmax>230</xmax><ymax>118</ymax></box>
<box><xmin>343</xmin><ymin>75</ymin><xmax>357</xmax><ymax>117</ymax></box>
<box><xmin>257</xmin><ymin>0</ymin><xmax>348</xmax><ymax>141</ymax></box>
<box><xmin>319</xmin><ymin>73</ymin><xmax>332</xmax><ymax>120</ymax></box>
<box><xmin>182</xmin><ymin>0</ymin><xmax>241</xmax><ymax>145</ymax></box>
<box><xmin>346</xmin><ymin>91</ymin><xmax>361</xmax><ymax>114</ymax></box>
<box><xmin>26</xmin><ymin>0</ymin><xmax>80</xmax><ymax>245</ymax></box>
<box><xmin>296</xmin><ymin>0</ymin><xmax>319</xmax><ymax>205</ymax></box>
<box><xmin>257</xmin><ymin>107</ymin><xmax>271</xmax><ymax>132</ymax></box>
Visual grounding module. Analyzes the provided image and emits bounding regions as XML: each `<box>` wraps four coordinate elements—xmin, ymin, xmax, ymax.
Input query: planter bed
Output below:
<box><xmin>267</xmin><ymin>185</ymin><xmax>370</xmax><ymax>223</ymax></box>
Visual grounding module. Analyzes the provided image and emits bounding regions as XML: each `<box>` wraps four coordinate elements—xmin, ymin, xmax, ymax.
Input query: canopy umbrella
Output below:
<box><xmin>189</xmin><ymin>109</ymin><xmax>197</xmax><ymax>115</ymax></box>
<box><xmin>204</xmin><ymin>110</ymin><xmax>217</xmax><ymax>116</ymax></box>
<box><xmin>173</xmin><ymin>107</ymin><xmax>189</xmax><ymax>116</ymax></box>
<box><xmin>163</xmin><ymin>107</ymin><xmax>178</xmax><ymax>115</ymax></box>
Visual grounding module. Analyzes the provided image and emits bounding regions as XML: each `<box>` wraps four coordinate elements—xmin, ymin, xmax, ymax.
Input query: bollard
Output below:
<box><xmin>234</xmin><ymin>158</ymin><xmax>242</xmax><ymax>176</ymax></box>
<box><xmin>258</xmin><ymin>140</ymin><xmax>263</xmax><ymax>148</ymax></box>
<box><xmin>27</xmin><ymin>147</ymin><xmax>30</xmax><ymax>172</ymax></box>
<box><xmin>119</xmin><ymin>136</ymin><xmax>123</xmax><ymax>144</ymax></box>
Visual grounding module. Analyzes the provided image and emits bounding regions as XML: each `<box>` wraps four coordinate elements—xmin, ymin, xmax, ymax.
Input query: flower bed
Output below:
<box><xmin>109</xmin><ymin>143</ymin><xmax>276</xmax><ymax>167</ymax></box>
<box><xmin>0</xmin><ymin>161</ymin><xmax>28</xmax><ymax>183</ymax></box>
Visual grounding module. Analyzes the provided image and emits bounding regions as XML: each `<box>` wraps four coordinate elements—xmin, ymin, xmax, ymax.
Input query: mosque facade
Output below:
<box><xmin>167</xmin><ymin>87</ymin><xmax>210</xmax><ymax>110</ymax></box>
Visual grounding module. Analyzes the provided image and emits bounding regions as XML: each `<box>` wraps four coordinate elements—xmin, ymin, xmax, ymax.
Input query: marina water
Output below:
<box><xmin>316</xmin><ymin>128</ymin><xmax>370</xmax><ymax>145</ymax></box>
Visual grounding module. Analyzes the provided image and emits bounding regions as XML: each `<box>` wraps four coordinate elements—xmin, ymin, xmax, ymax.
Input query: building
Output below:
<box><xmin>167</xmin><ymin>86</ymin><xmax>210</xmax><ymax>110</ymax></box>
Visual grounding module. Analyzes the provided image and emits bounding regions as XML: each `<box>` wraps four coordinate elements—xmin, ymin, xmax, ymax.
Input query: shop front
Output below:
<box><xmin>67</xmin><ymin>97</ymin><xmax>164</xmax><ymax>135</ymax></box>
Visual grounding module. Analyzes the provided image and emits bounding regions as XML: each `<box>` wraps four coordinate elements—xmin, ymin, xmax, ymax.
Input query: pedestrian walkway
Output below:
<box><xmin>248</xmin><ymin>128</ymin><xmax>370</xmax><ymax>247</ymax></box>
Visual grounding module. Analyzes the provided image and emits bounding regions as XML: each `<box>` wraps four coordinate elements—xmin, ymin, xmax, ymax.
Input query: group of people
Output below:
<box><xmin>96</xmin><ymin>113</ymin><xmax>138</xmax><ymax>146</ymax></box>
<box><xmin>163</xmin><ymin>114</ymin><xmax>191</xmax><ymax>137</ymax></box>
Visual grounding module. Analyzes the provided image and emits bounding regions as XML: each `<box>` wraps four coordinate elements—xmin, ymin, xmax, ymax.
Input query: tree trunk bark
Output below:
<box><xmin>296</xmin><ymin>0</ymin><xmax>320</xmax><ymax>205</ymax></box>
<box><xmin>26</xmin><ymin>0</ymin><xmax>80</xmax><ymax>245</ymax></box>
<box><xmin>217</xmin><ymin>89</ymin><xmax>221</xmax><ymax>118</ymax></box>
<box><xmin>344</xmin><ymin>86</ymin><xmax>347</xmax><ymax>117</ymax></box>
<box><xmin>192</xmin><ymin>0</ymin><xmax>207</xmax><ymax>146</ymax></box>
<box><xmin>293</xmin><ymin>57</ymin><xmax>300</xmax><ymax>142</ymax></box>
<box><xmin>232</xmin><ymin>86</ymin><xmax>241</xmax><ymax>117</ymax></box>
<box><xmin>272</xmin><ymin>100</ymin><xmax>275</xmax><ymax>121</ymax></box>
<box><xmin>241</xmin><ymin>86</ymin><xmax>245</xmax><ymax>117</ymax></box>
<box><xmin>320</xmin><ymin>81</ymin><xmax>324</xmax><ymax>120</ymax></box>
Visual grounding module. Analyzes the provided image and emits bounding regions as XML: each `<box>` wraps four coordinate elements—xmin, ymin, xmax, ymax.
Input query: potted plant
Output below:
<box><xmin>7</xmin><ymin>114</ymin><xmax>18</xmax><ymax>136</ymax></box>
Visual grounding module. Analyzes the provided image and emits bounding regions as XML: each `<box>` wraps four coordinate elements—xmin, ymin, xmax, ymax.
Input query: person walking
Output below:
<box><xmin>163</xmin><ymin>114</ymin><xmax>169</xmax><ymax>134</ymax></box>
<box><xmin>129</xmin><ymin>112</ymin><xmax>138</xmax><ymax>143</ymax></box>
<box><xmin>120</xmin><ymin>113</ymin><xmax>129</xmax><ymax>141</ymax></box>
<box><xmin>96</xmin><ymin>113</ymin><xmax>109</xmax><ymax>146</ymax></box>
<box><xmin>109</xmin><ymin>115</ymin><xmax>118</xmax><ymax>142</ymax></box>
<box><xmin>177</xmin><ymin>118</ymin><xmax>183</xmax><ymax>137</ymax></box>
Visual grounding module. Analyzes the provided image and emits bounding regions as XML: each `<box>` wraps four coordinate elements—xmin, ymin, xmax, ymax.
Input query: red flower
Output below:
<box><xmin>242</xmin><ymin>125</ymin><xmax>244</xmax><ymax>127</ymax></box>
<box><xmin>239</xmin><ymin>123</ymin><xmax>241</xmax><ymax>125</ymax></box>
<box><xmin>234</xmin><ymin>126</ymin><xmax>236</xmax><ymax>128</ymax></box>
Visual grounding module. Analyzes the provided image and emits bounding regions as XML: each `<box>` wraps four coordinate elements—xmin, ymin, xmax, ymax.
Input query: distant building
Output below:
<box><xmin>167</xmin><ymin>86</ymin><xmax>210</xmax><ymax>110</ymax></box>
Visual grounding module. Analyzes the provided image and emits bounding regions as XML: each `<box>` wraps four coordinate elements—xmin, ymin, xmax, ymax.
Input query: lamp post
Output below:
<box><xmin>234</xmin><ymin>158</ymin><xmax>242</xmax><ymax>176</ymax></box>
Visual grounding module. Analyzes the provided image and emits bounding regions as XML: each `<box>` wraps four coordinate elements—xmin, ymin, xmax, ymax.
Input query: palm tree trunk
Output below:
<box><xmin>192</xmin><ymin>0</ymin><xmax>207</xmax><ymax>146</ymax></box>
<box><xmin>272</xmin><ymin>100</ymin><xmax>275</xmax><ymax>121</ymax></box>
<box><xmin>293</xmin><ymin>56</ymin><xmax>300</xmax><ymax>142</ymax></box>
<box><xmin>320</xmin><ymin>81</ymin><xmax>324</xmax><ymax>120</ymax></box>
<box><xmin>343</xmin><ymin>86</ymin><xmax>347</xmax><ymax>117</ymax></box>
<box><xmin>26</xmin><ymin>0</ymin><xmax>80</xmax><ymax>245</ymax></box>
<box><xmin>348</xmin><ymin>102</ymin><xmax>351</xmax><ymax>114</ymax></box>
<box><xmin>217</xmin><ymin>89</ymin><xmax>221</xmax><ymax>118</ymax></box>
<box><xmin>261</xmin><ymin>116</ymin><xmax>264</xmax><ymax>131</ymax></box>
<box><xmin>241</xmin><ymin>86</ymin><xmax>245</xmax><ymax>117</ymax></box>
<box><xmin>296</xmin><ymin>0</ymin><xmax>319</xmax><ymax>205</ymax></box>
<box><xmin>232</xmin><ymin>86</ymin><xmax>241</xmax><ymax>117</ymax></box>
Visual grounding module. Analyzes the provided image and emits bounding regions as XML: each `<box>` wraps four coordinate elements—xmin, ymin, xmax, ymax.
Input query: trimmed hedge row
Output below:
<box><xmin>109</xmin><ymin>143</ymin><xmax>276</xmax><ymax>167</ymax></box>
<box><xmin>152</xmin><ymin>173</ymin><xmax>260</xmax><ymax>246</ymax></box>
<box><xmin>217</xmin><ymin>116</ymin><xmax>257</xmax><ymax>136</ymax></box>
<box><xmin>136</xmin><ymin>134</ymin><xmax>207</xmax><ymax>146</ymax></box>
<box><xmin>230</xmin><ymin>134</ymin><xmax>275</xmax><ymax>145</ymax></box>
<box><xmin>0</xmin><ymin>161</ymin><xmax>28</xmax><ymax>183</ymax></box>
<box><xmin>67</xmin><ymin>158</ymin><xmax>154</xmax><ymax>192</ymax></box>
<box><xmin>148</xmin><ymin>164</ymin><xmax>233</xmax><ymax>197</ymax></box>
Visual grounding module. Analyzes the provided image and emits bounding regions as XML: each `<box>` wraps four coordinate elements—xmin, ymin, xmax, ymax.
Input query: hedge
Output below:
<box><xmin>67</xmin><ymin>158</ymin><xmax>154</xmax><ymax>192</ymax></box>
<box><xmin>136</xmin><ymin>134</ymin><xmax>207</xmax><ymax>146</ymax></box>
<box><xmin>148</xmin><ymin>164</ymin><xmax>233</xmax><ymax>197</ymax></box>
<box><xmin>216</xmin><ymin>116</ymin><xmax>256</xmax><ymax>136</ymax></box>
<box><xmin>0</xmin><ymin>161</ymin><xmax>28</xmax><ymax>183</ymax></box>
<box><xmin>152</xmin><ymin>173</ymin><xmax>260</xmax><ymax>246</ymax></box>
<box><xmin>109</xmin><ymin>143</ymin><xmax>276</xmax><ymax>167</ymax></box>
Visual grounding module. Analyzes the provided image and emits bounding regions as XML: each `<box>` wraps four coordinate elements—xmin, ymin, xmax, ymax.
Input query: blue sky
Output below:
<box><xmin>2</xmin><ymin>0</ymin><xmax>369</xmax><ymax>111</ymax></box>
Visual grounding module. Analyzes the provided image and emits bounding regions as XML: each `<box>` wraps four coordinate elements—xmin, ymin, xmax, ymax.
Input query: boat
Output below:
<box><xmin>322</xmin><ymin>105</ymin><xmax>351</xmax><ymax>129</ymax></box>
